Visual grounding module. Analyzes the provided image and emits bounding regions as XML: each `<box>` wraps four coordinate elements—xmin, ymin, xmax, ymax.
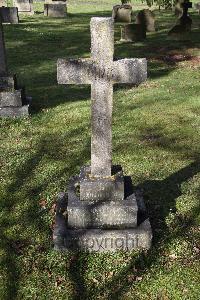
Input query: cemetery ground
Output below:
<box><xmin>0</xmin><ymin>0</ymin><xmax>200</xmax><ymax>298</ymax></box>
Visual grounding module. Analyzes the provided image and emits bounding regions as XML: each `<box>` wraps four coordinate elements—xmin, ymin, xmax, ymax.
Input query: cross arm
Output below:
<box><xmin>112</xmin><ymin>58</ymin><xmax>147</xmax><ymax>84</ymax></box>
<box><xmin>57</xmin><ymin>58</ymin><xmax>92</xmax><ymax>84</ymax></box>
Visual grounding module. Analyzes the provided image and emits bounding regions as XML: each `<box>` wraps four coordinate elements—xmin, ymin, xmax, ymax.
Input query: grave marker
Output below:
<box><xmin>44</xmin><ymin>0</ymin><xmax>67</xmax><ymax>17</ymax></box>
<box><xmin>135</xmin><ymin>9</ymin><xmax>156</xmax><ymax>32</ymax></box>
<box><xmin>54</xmin><ymin>17</ymin><xmax>152</xmax><ymax>252</ymax></box>
<box><xmin>112</xmin><ymin>4</ymin><xmax>132</xmax><ymax>23</ymax></box>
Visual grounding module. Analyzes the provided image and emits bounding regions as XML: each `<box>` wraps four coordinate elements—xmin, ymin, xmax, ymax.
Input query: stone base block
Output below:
<box><xmin>68</xmin><ymin>196</ymin><xmax>138</xmax><ymax>229</ymax></box>
<box><xmin>79</xmin><ymin>165</ymin><xmax>124</xmax><ymax>202</ymax></box>
<box><xmin>44</xmin><ymin>3</ymin><xmax>67</xmax><ymax>17</ymax></box>
<box><xmin>0</xmin><ymin>89</ymin><xmax>23</xmax><ymax>107</ymax></box>
<box><xmin>54</xmin><ymin>219</ymin><xmax>152</xmax><ymax>252</ymax></box>
<box><xmin>0</xmin><ymin>75</ymin><xmax>16</xmax><ymax>91</ymax></box>
<box><xmin>0</xmin><ymin>104</ymin><xmax>29</xmax><ymax>117</ymax></box>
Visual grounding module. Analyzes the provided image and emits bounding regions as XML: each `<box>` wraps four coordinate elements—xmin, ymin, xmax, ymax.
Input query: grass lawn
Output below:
<box><xmin>0</xmin><ymin>0</ymin><xmax>200</xmax><ymax>299</ymax></box>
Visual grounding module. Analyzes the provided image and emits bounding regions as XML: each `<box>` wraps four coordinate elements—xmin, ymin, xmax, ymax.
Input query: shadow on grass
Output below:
<box><xmin>66</xmin><ymin>159</ymin><xmax>200</xmax><ymax>300</ymax></box>
<box><xmin>0</xmin><ymin>129</ymin><xmax>90</xmax><ymax>299</ymax></box>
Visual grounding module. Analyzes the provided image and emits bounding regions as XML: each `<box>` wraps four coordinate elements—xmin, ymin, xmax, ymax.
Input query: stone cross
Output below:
<box><xmin>57</xmin><ymin>17</ymin><xmax>147</xmax><ymax>177</ymax></box>
<box><xmin>0</xmin><ymin>19</ymin><xmax>7</xmax><ymax>76</ymax></box>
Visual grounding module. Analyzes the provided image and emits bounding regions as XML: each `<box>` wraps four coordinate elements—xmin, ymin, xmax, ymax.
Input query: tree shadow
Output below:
<box><xmin>81</xmin><ymin>160</ymin><xmax>200</xmax><ymax>299</ymax></box>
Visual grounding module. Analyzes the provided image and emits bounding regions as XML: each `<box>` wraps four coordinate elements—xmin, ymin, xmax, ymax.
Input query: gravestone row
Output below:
<box><xmin>0</xmin><ymin>0</ymin><xmax>68</xmax><ymax>21</ymax></box>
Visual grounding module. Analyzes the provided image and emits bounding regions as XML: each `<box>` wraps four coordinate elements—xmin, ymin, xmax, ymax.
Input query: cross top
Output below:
<box><xmin>57</xmin><ymin>17</ymin><xmax>147</xmax><ymax>177</ymax></box>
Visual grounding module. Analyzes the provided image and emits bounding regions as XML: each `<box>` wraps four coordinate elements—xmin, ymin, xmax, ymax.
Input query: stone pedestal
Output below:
<box><xmin>44</xmin><ymin>3</ymin><xmax>67</xmax><ymax>17</ymax></box>
<box><xmin>0</xmin><ymin>7</ymin><xmax>19</xmax><ymax>23</ymax></box>
<box><xmin>53</xmin><ymin>165</ymin><xmax>152</xmax><ymax>252</ymax></box>
<box><xmin>13</xmin><ymin>0</ymin><xmax>34</xmax><ymax>15</ymax></box>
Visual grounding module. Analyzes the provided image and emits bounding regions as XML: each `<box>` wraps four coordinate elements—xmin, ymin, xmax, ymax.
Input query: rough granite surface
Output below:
<box><xmin>54</xmin><ymin>205</ymin><xmax>152</xmax><ymax>252</ymax></box>
<box><xmin>0</xmin><ymin>105</ymin><xmax>29</xmax><ymax>117</ymax></box>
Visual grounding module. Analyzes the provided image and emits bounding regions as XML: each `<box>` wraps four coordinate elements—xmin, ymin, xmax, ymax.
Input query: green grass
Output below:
<box><xmin>0</xmin><ymin>0</ymin><xmax>200</xmax><ymax>299</ymax></box>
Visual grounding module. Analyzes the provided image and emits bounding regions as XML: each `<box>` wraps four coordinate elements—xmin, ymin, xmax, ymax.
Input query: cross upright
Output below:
<box><xmin>0</xmin><ymin>19</ymin><xmax>7</xmax><ymax>76</ymax></box>
<box><xmin>57</xmin><ymin>17</ymin><xmax>147</xmax><ymax>178</ymax></box>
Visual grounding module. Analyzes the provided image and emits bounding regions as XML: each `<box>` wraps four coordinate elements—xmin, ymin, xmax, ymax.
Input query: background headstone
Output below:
<box><xmin>120</xmin><ymin>23</ymin><xmax>146</xmax><ymax>42</ymax></box>
<box><xmin>168</xmin><ymin>0</ymin><xmax>192</xmax><ymax>39</ymax></box>
<box><xmin>44</xmin><ymin>3</ymin><xmax>67</xmax><ymax>17</ymax></box>
<box><xmin>112</xmin><ymin>4</ymin><xmax>132</xmax><ymax>23</ymax></box>
<box><xmin>135</xmin><ymin>9</ymin><xmax>156</xmax><ymax>32</ymax></box>
<box><xmin>0</xmin><ymin>7</ymin><xmax>19</xmax><ymax>23</ymax></box>
<box><xmin>13</xmin><ymin>0</ymin><xmax>34</xmax><ymax>15</ymax></box>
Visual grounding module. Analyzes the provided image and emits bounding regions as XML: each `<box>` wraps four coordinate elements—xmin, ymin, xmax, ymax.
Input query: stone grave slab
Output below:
<box><xmin>0</xmin><ymin>21</ymin><xmax>30</xmax><ymax>117</ymax></box>
<box><xmin>13</xmin><ymin>0</ymin><xmax>34</xmax><ymax>15</ymax></box>
<box><xmin>0</xmin><ymin>7</ymin><xmax>19</xmax><ymax>23</ymax></box>
<box><xmin>54</xmin><ymin>17</ymin><xmax>151</xmax><ymax>252</ymax></box>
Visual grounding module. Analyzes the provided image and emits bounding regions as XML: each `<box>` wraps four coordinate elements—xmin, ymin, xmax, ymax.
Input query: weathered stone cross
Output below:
<box><xmin>57</xmin><ymin>17</ymin><xmax>147</xmax><ymax>177</ymax></box>
<box><xmin>0</xmin><ymin>20</ymin><xmax>7</xmax><ymax>76</ymax></box>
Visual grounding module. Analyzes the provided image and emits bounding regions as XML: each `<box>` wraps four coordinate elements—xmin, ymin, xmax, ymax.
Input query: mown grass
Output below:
<box><xmin>0</xmin><ymin>0</ymin><xmax>200</xmax><ymax>299</ymax></box>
